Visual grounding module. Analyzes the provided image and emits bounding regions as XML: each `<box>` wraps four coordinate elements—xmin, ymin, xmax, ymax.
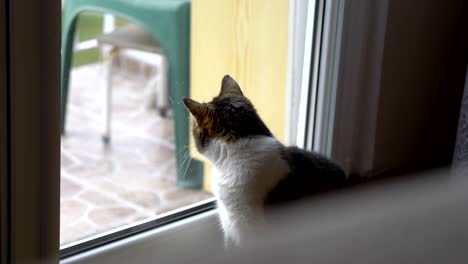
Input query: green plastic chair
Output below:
<box><xmin>61</xmin><ymin>0</ymin><xmax>203</xmax><ymax>189</ymax></box>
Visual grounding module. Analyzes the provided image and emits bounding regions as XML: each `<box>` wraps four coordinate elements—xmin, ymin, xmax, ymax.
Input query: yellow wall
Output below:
<box><xmin>191</xmin><ymin>0</ymin><xmax>289</xmax><ymax>191</ymax></box>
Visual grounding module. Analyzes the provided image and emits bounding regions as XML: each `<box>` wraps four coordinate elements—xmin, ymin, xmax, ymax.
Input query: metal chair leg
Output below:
<box><xmin>101</xmin><ymin>47</ymin><xmax>117</xmax><ymax>144</ymax></box>
<box><xmin>156</xmin><ymin>55</ymin><xmax>169</xmax><ymax>116</ymax></box>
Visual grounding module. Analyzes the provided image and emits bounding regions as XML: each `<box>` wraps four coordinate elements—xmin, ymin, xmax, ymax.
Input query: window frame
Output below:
<box><xmin>60</xmin><ymin>0</ymin><xmax>322</xmax><ymax>259</ymax></box>
<box><xmin>1</xmin><ymin>0</ymin><xmax>61</xmax><ymax>263</ymax></box>
<box><xmin>284</xmin><ymin>0</ymin><xmax>310</xmax><ymax>145</ymax></box>
<box><xmin>310</xmin><ymin>0</ymin><xmax>345</xmax><ymax>155</ymax></box>
<box><xmin>60</xmin><ymin>199</ymin><xmax>216</xmax><ymax>258</ymax></box>
<box><xmin>61</xmin><ymin>0</ymin><xmax>329</xmax><ymax>259</ymax></box>
<box><xmin>0</xmin><ymin>0</ymin><xmax>394</xmax><ymax>263</ymax></box>
<box><xmin>1</xmin><ymin>0</ymin><xmax>8</xmax><ymax>262</ymax></box>
<box><xmin>60</xmin><ymin>0</ymin><xmax>344</xmax><ymax>259</ymax></box>
<box><xmin>296</xmin><ymin>0</ymin><xmax>323</xmax><ymax>149</ymax></box>
<box><xmin>330</xmin><ymin>0</ymin><xmax>389</xmax><ymax>174</ymax></box>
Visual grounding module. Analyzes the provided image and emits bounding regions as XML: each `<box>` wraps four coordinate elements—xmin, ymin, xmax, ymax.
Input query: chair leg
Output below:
<box><xmin>144</xmin><ymin>71</ymin><xmax>159</xmax><ymax>110</ymax></box>
<box><xmin>153</xmin><ymin>74</ymin><xmax>168</xmax><ymax>117</ymax></box>
<box><xmin>144</xmin><ymin>55</ymin><xmax>169</xmax><ymax>117</ymax></box>
<box><xmin>61</xmin><ymin>17</ymin><xmax>78</xmax><ymax>134</ymax></box>
<box><xmin>101</xmin><ymin>47</ymin><xmax>116</xmax><ymax>144</ymax></box>
<box><xmin>157</xmin><ymin>56</ymin><xmax>169</xmax><ymax>116</ymax></box>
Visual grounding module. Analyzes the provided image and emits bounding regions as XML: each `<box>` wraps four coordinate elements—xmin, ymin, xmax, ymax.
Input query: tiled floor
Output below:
<box><xmin>60</xmin><ymin>63</ymin><xmax>212</xmax><ymax>246</ymax></box>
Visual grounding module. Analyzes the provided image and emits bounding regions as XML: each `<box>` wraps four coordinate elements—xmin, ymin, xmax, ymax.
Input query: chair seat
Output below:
<box><xmin>97</xmin><ymin>24</ymin><xmax>163</xmax><ymax>54</ymax></box>
<box><xmin>61</xmin><ymin>0</ymin><xmax>204</xmax><ymax>189</ymax></box>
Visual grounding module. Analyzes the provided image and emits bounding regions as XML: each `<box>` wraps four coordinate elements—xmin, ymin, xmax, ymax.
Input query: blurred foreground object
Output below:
<box><xmin>452</xmin><ymin>68</ymin><xmax>468</xmax><ymax>178</ymax></box>
<box><xmin>205</xmin><ymin>168</ymin><xmax>468</xmax><ymax>263</ymax></box>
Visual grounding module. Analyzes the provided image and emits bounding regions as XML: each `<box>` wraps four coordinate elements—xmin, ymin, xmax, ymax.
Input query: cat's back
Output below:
<box><xmin>264</xmin><ymin>146</ymin><xmax>347</xmax><ymax>206</ymax></box>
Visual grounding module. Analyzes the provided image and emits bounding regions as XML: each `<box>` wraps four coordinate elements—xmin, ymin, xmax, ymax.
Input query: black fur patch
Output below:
<box><xmin>211</xmin><ymin>95</ymin><xmax>272</xmax><ymax>141</ymax></box>
<box><xmin>264</xmin><ymin>147</ymin><xmax>347</xmax><ymax>206</ymax></box>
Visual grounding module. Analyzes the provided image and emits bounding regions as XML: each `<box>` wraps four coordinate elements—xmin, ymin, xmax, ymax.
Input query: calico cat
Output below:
<box><xmin>183</xmin><ymin>75</ymin><xmax>347</xmax><ymax>248</ymax></box>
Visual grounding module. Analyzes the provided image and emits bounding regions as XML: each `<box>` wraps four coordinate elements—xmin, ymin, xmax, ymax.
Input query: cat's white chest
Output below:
<box><xmin>205</xmin><ymin>136</ymin><xmax>289</xmax><ymax>247</ymax></box>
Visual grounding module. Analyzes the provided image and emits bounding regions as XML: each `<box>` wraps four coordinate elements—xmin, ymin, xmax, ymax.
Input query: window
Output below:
<box><xmin>2</xmin><ymin>0</ymin><xmax>334</xmax><ymax>261</ymax></box>
<box><xmin>58</xmin><ymin>0</ymin><xmax>319</xmax><ymax>258</ymax></box>
<box><xmin>60</xmin><ymin>13</ymin><xmax>216</xmax><ymax>256</ymax></box>
<box><xmin>10</xmin><ymin>0</ymin><xmax>466</xmax><ymax>263</ymax></box>
<box><xmin>60</xmin><ymin>13</ymin><xmax>213</xmax><ymax>249</ymax></box>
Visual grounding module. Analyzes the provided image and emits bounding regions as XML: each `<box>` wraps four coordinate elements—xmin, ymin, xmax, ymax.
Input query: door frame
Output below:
<box><xmin>0</xmin><ymin>0</ymin><xmax>61</xmax><ymax>263</ymax></box>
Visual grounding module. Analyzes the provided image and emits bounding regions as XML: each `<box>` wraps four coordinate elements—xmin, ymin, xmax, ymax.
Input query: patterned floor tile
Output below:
<box><xmin>60</xmin><ymin>63</ymin><xmax>212</xmax><ymax>246</ymax></box>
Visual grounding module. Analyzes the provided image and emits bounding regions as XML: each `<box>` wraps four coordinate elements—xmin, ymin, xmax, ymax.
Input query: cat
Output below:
<box><xmin>183</xmin><ymin>75</ymin><xmax>347</xmax><ymax>249</ymax></box>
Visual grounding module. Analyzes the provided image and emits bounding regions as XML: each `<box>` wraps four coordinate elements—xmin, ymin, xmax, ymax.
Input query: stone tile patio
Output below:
<box><xmin>60</xmin><ymin>63</ymin><xmax>212</xmax><ymax>246</ymax></box>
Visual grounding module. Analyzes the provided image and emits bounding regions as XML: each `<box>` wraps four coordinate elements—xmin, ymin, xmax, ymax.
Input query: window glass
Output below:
<box><xmin>61</xmin><ymin>0</ymin><xmax>292</xmax><ymax>248</ymax></box>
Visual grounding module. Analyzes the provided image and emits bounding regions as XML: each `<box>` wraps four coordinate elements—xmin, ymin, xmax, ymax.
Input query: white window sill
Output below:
<box><xmin>61</xmin><ymin>210</ymin><xmax>223</xmax><ymax>264</ymax></box>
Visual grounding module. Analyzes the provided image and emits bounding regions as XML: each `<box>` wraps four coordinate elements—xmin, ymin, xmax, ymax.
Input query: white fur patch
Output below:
<box><xmin>202</xmin><ymin>136</ymin><xmax>290</xmax><ymax>247</ymax></box>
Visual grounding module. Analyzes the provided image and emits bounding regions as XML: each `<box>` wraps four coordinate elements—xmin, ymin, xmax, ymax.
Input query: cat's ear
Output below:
<box><xmin>220</xmin><ymin>75</ymin><xmax>243</xmax><ymax>96</ymax></box>
<box><xmin>182</xmin><ymin>98</ymin><xmax>214</xmax><ymax>126</ymax></box>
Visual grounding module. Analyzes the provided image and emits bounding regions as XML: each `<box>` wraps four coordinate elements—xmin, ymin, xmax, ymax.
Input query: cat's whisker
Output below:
<box><xmin>178</xmin><ymin>151</ymin><xmax>190</xmax><ymax>170</ymax></box>
<box><xmin>181</xmin><ymin>155</ymin><xmax>192</xmax><ymax>180</ymax></box>
<box><xmin>175</xmin><ymin>145</ymin><xmax>192</xmax><ymax>166</ymax></box>
<box><xmin>177</xmin><ymin>147</ymin><xmax>192</xmax><ymax>173</ymax></box>
<box><xmin>178</xmin><ymin>144</ymin><xmax>194</xmax><ymax>181</ymax></box>
<box><xmin>176</xmin><ymin>144</ymin><xmax>190</xmax><ymax>155</ymax></box>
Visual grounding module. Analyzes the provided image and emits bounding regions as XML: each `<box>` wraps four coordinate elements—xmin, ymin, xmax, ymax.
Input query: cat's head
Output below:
<box><xmin>183</xmin><ymin>75</ymin><xmax>272</xmax><ymax>155</ymax></box>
